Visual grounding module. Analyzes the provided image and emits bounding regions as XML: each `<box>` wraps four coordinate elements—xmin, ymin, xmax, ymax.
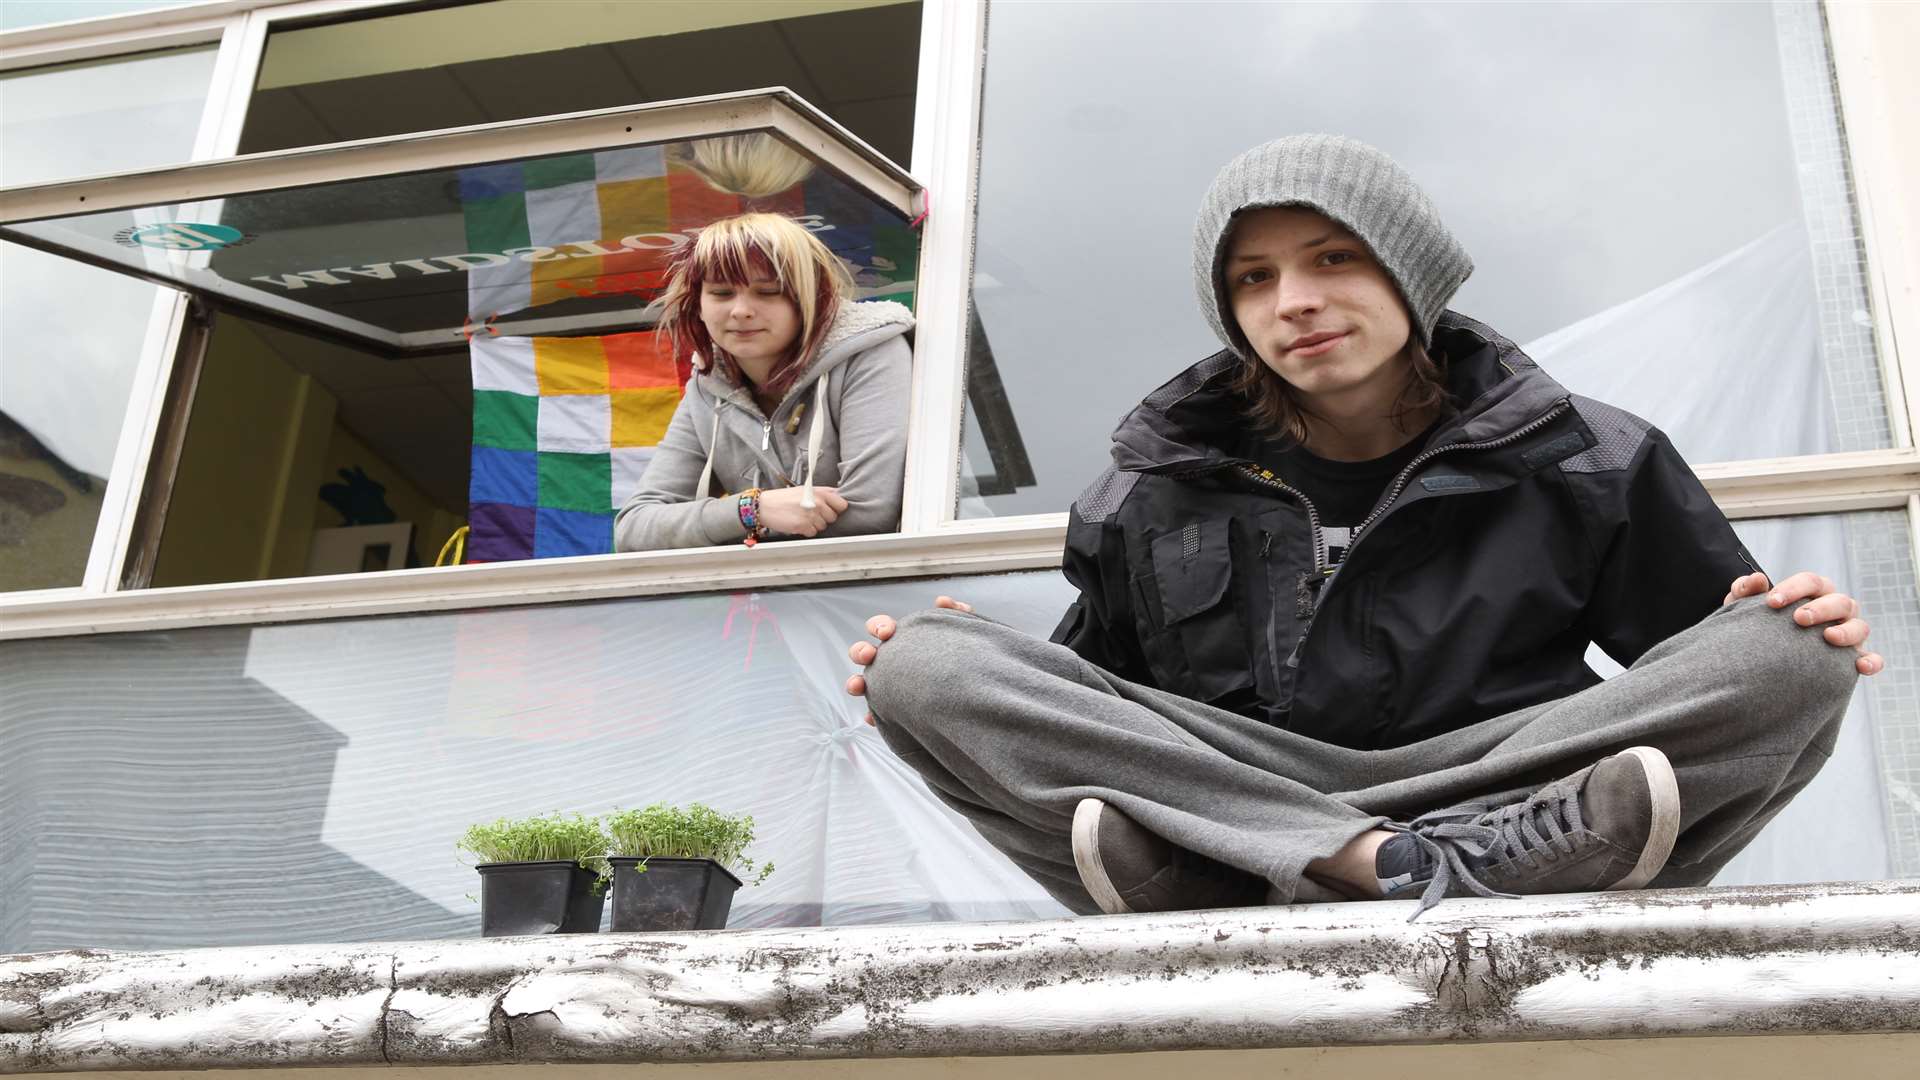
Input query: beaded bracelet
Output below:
<box><xmin>736</xmin><ymin>488</ymin><xmax>764</xmax><ymax>546</ymax></box>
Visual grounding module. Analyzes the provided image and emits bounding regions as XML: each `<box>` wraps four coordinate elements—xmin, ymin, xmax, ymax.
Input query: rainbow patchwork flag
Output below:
<box><xmin>465</xmin><ymin>329</ymin><xmax>692</xmax><ymax>562</ymax></box>
<box><xmin>458</xmin><ymin>136</ymin><xmax>917</xmax><ymax>564</ymax></box>
<box><xmin>458</xmin><ymin>140</ymin><xmax>919</xmax><ymax>320</ymax></box>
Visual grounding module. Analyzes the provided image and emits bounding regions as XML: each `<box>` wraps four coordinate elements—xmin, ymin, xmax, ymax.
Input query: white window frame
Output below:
<box><xmin>1</xmin><ymin>0</ymin><xmax>1915</xmax><ymax>642</ymax></box>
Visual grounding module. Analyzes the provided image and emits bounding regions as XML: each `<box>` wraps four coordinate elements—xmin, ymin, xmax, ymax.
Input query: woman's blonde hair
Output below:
<box><xmin>654</xmin><ymin>213</ymin><xmax>853</xmax><ymax>401</ymax></box>
<box><xmin>681</xmin><ymin>134</ymin><xmax>816</xmax><ymax>198</ymax></box>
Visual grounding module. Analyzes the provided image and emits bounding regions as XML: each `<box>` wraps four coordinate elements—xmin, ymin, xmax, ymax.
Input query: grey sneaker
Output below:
<box><xmin>1376</xmin><ymin>745</ymin><xmax>1682</xmax><ymax>920</ymax></box>
<box><xmin>1071</xmin><ymin>798</ymin><xmax>1268</xmax><ymax>915</ymax></box>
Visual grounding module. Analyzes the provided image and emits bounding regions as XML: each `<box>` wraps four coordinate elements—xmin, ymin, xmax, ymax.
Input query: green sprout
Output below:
<box><xmin>604</xmin><ymin>803</ymin><xmax>774</xmax><ymax>886</ymax></box>
<box><xmin>457</xmin><ymin>811</ymin><xmax>612</xmax><ymax>894</ymax></box>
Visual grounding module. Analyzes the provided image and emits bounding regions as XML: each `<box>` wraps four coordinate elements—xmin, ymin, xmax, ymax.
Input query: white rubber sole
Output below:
<box><xmin>1609</xmin><ymin>745</ymin><xmax>1682</xmax><ymax>891</ymax></box>
<box><xmin>1071</xmin><ymin>798</ymin><xmax>1132</xmax><ymax>915</ymax></box>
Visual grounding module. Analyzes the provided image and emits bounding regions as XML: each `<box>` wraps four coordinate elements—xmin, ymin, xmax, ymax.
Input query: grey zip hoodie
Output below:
<box><xmin>613</xmin><ymin>298</ymin><xmax>914</xmax><ymax>550</ymax></box>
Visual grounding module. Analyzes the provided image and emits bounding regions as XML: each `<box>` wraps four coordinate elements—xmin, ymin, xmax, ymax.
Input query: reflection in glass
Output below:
<box><xmin>4</xmin><ymin>131</ymin><xmax>918</xmax><ymax>351</ymax></box>
<box><xmin>0</xmin><ymin>574</ymin><xmax>1078</xmax><ymax>952</ymax></box>
<box><xmin>1587</xmin><ymin>512</ymin><xmax>1919</xmax><ymax>885</ymax></box>
<box><xmin>6</xmin><ymin>521</ymin><xmax>1913</xmax><ymax>951</ymax></box>
<box><xmin>0</xmin><ymin>46</ymin><xmax>216</xmax><ymax>591</ymax></box>
<box><xmin>960</xmin><ymin>0</ymin><xmax>1888</xmax><ymax>518</ymax></box>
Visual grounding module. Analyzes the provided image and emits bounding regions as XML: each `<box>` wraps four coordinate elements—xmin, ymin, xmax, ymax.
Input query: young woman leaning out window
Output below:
<box><xmin>614</xmin><ymin>213</ymin><xmax>913</xmax><ymax>551</ymax></box>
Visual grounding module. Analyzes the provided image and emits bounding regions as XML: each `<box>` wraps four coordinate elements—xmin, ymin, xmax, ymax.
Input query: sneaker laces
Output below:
<box><xmin>1395</xmin><ymin>779</ymin><xmax>1585</xmax><ymax>921</ymax></box>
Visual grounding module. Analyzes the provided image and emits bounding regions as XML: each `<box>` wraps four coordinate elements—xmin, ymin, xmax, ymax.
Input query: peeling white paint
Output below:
<box><xmin>3</xmin><ymin>881</ymin><xmax>1916</xmax><ymax>1073</ymax></box>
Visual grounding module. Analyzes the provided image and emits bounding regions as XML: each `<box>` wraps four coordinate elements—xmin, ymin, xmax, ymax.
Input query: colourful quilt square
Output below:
<box><xmin>609</xmin><ymin>446</ymin><xmax>656</xmax><ymax>510</ymax></box>
<box><xmin>532</xmin><ymin>253</ymin><xmax>600</xmax><ymax>310</ymax></box>
<box><xmin>527</xmin><ymin>180</ymin><xmax>601</xmax><ymax>247</ymax></box>
<box><xmin>523</xmin><ymin>153</ymin><xmax>596</xmax><ymax>190</ymax></box>
<box><xmin>538</xmin><ymin>451</ymin><xmax>612</xmax><ymax>513</ymax></box>
<box><xmin>597</xmin><ymin>177</ymin><xmax>670</xmax><ymax>238</ymax></box>
<box><xmin>471</xmin><ymin>335</ymin><xmax>538</xmax><ymax>394</ymax></box>
<box><xmin>469</xmin><ymin>446</ymin><xmax>538</xmax><ymax>506</ymax></box>
<box><xmin>473</xmin><ymin>390</ymin><xmax>538</xmax><ymax>451</ymax></box>
<box><xmin>611</xmin><ymin>387</ymin><xmax>679</xmax><ymax>448</ymax></box>
<box><xmin>463</xmin><ymin>192</ymin><xmax>532</xmax><ymax>255</ymax></box>
<box><xmin>605</xmin><ymin>329</ymin><xmax>679</xmax><ymax>389</ymax></box>
<box><xmin>667</xmin><ymin>166</ymin><xmax>744</xmax><ymax>231</ymax></box>
<box><xmin>595</xmin><ymin>146</ymin><xmax>666</xmax><ymax>182</ymax></box>
<box><xmin>458</xmin><ymin>163</ymin><xmax>524</xmax><ymax>201</ymax></box>
<box><xmin>467</xmin><ymin>502</ymin><xmax>536</xmax><ymax>562</ymax></box>
<box><xmin>535</xmin><ymin>507</ymin><xmax>614</xmax><ymax>558</ymax></box>
<box><xmin>537</xmin><ymin>393</ymin><xmax>612</xmax><ymax>454</ymax></box>
<box><xmin>533</xmin><ymin>336</ymin><xmax>609</xmax><ymax>395</ymax></box>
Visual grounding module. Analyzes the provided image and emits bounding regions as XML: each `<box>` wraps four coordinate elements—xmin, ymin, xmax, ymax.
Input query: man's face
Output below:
<box><xmin>1224</xmin><ymin>207</ymin><xmax>1413</xmax><ymax>414</ymax></box>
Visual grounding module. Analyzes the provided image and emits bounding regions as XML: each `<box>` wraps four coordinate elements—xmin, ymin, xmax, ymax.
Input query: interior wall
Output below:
<box><xmin>151</xmin><ymin>316</ymin><xmax>464</xmax><ymax>587</ymax></box>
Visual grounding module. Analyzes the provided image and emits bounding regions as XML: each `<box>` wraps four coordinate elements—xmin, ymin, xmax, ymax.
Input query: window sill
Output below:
<box><xmin>5</xmin><ymin>880</ymin><xmax>1915</xmax><ymax>1072</ymax></box>
<box><xmin>0</xmin><ymin>521</ymin><xmax>1070</xmax><ymax>641</ymax></box>
<box><xmin>3</xmin><ymin>446</ymin><xmax>1916</xmax><ymax>643</ymax></box>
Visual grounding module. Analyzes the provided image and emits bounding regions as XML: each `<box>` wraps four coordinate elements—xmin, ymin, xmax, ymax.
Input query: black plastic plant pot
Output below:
<box><xmin>476</xmin><ymin>860</ymin><xmax>605</xmax><ymax>937</ymax></box>
<box><xmin>608</xmin><ymin>857</ymin><xmax>743</xmax><ymax>932</ymax></box>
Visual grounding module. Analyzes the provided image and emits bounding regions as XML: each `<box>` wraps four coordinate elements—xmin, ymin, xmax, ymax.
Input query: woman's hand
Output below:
<box><xmin>756</xmin><ymin>487</ymin><xmax>848</xmax><ymax>537</ymax></box>
<box><xmin>1725</xmin><ymin>570</ymin><xmax>1883</xmax><ymax>675</ymax></box>
<box><xmin>847</xmin><ymin>596</ymin><xmax>974</xmax><ymax>724</ymax></box>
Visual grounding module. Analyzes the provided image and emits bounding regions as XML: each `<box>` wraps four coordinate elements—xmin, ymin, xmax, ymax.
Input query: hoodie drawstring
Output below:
<box><xmin>697</xmin><ymin>405</ymin><xmax>721</xmax><ymax>499</ymax></box>
<box><xmin>800</xmin><ymin>369</ymin><xmax>830</xmax><ymax>510</ymax></box>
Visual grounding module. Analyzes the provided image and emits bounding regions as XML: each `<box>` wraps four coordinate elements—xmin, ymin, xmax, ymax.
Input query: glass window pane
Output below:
<box><xmin>8</xmin><ymin>131</ymin><xmax>918</xmax><ymax>348</ymax></box>
<box><xmin>4</xmin><ymin>118</ymin><xmax>922</xmax><ymax>587</ymax></box>
<box><xmin>242</xmin><ymin>0</ymin><xmax>922</xmax><ymax>167</ymax></box>
<box><xmin>960</xmin><ymin>0</ymin><xmax>1891</xmax><ymax>517</ymax></box>
<box><xmin>7</xmin><ymin>514</ymin><xmax>1913</xmax><ymax>950</ymax></box>
<box><xmin>1586</xmin><ymin>511</ymin><xmax>1918</xmax><ymax>886</ymax></box>
<box><xmin>0</xmin><ymin>2</ymin><xmax>182</xmax><ymax>32</ymax></box>
<box><xmin>0</xmin><ymin>573</ymin><xmax>1077</xmax><ymax>951</ymax></box>
<box><xmin>0</xmin><ymin>45</ymin><xmax>216</xmax><ymax>591</ymax></box>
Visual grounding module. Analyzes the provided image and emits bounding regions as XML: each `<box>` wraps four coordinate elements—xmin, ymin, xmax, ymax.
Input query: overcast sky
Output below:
<box><xmin>966</xmin><ymin>0</ymin><xmax>1807</xmax><ymax>516</ymax></box>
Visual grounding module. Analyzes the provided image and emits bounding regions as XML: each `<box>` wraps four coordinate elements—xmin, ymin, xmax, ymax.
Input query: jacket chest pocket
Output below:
<box><xmin>1134</xmin><ymin>520</ymin><xmax>1255</xmax><ymax>702</ymax></box>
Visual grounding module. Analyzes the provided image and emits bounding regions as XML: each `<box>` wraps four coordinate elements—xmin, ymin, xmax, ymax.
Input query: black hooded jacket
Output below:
<box><xmin>1049</xmin><ymin>312</ymin><xmax>1759</xmax><ymax>749</ymax></box>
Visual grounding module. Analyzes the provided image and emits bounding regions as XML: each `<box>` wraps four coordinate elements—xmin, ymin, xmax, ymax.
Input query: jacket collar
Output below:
<box><xmin>1110</xmin><ymin>311</ymin><xmax>1571</xmax><ymax>476</ymax></box>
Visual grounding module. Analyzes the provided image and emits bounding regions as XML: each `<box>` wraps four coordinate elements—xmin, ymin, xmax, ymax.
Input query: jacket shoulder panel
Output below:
<box><xmin>1560</xmin><ymin>396</ymin><xmax>1653</xmax><ymax>475</ymax></box>
<box><xmin>1143</xmin><ymin>351</ymin><xmax>1238</xmax><ymax>410</ymax></box>
<box><xmin>1073</xmin><ymin>466</ymin><xmax>1141</xmax><ymax>524</ymax></box>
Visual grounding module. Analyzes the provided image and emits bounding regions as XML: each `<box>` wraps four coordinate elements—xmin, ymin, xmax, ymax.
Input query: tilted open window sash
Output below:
<box><xmin>0</xmin><ymin>89</ymin><xmax>925</xmax><ymax>354</ymax></box>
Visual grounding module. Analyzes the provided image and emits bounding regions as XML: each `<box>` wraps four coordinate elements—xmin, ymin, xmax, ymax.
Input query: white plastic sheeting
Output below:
<box><xmin>1530</xmin><ymin>221</ymin><xmax>1889</xmax><ymax>883</ymax></box>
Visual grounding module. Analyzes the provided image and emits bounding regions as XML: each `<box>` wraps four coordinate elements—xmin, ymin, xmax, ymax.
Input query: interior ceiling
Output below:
<box><xmin>225</xmin><ymin>2</ymin><xmax>921</xmax><ymax>519</ymax></box>
<box><xmin>239</xmin><ymin>3</ymin><xmax>920</xmax><ymax>166</ymax></box>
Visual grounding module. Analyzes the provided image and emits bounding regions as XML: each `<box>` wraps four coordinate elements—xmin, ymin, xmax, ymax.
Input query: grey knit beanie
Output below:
<box><xmin>1193</xmin><ymin>134</ymin><xmax>1473</xmax><ymax>355</ymax></box>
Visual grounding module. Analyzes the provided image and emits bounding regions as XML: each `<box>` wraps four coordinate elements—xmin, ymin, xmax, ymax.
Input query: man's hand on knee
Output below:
<box><xmin>1724</xmin><ymin>570</ymin><xmax>1883</xmax><ymax>676</ymax></box>
<box><xmin>847</xmin><ymin>596</ymin><xmax>975</xmax><ymax>724</ymax></box>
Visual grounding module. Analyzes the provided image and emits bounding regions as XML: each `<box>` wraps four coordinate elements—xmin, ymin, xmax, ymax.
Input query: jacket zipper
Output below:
<box><xmin>1350</xmin><ymin>399</ymin><xmax>1572</xmax><ymax>545</ymax></box>
<box><xmin>1254</xmin><ymin>398</ymin><xmax>1573</xmax><ymax>670</ymax></box>
<box><xmin>1235</xmin><ymin>468</ymin><xmax>1328</xmax><ymax>575</ymax></box>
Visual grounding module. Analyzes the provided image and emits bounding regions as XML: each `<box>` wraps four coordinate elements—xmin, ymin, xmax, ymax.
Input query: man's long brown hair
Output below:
<box><xmin>1230</xmin><ymin>339</ymin><xmax>1453</xmax><ymax>445</ymax></box>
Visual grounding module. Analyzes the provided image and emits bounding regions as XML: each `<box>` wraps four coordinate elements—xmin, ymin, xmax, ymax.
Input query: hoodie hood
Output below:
<box><xmin>1111</xmin><ymin>311</ymin><xmax>1570</xmax><ymax>477</ymax></box>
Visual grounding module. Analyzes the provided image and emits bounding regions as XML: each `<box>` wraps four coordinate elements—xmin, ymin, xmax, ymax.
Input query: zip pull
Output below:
<box><xmin>1260</xmin><ymin>531</ymin><xmax>1274</xmax><ymax>559</ymax></box>
<box><xmin>761</xmin><ymin>419</ymin><xmax>772</xmax><ymax>451</ymax></box>
<box><xmin>1295</xmin><ymin>572</ymin><xmax>1316</xmax><ymax>619</ymax></box>
<box><xmin>1286</xmin><ymin>629</ymin><xmax>1310</xmax><ymax>668</ymax></box>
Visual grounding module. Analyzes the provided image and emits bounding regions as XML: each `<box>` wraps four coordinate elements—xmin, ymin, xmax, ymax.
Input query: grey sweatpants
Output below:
<box><xmin>863</xmin><ymin>596</ymin><xmax>1857</xmax><ymax>914</ymax></box>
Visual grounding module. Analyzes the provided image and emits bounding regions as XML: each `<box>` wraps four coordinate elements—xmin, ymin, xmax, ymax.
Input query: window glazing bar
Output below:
<box><xmin>897</xmin><ymin>0</ymin><xmax>985</xmax><ymax>532</ymax></box>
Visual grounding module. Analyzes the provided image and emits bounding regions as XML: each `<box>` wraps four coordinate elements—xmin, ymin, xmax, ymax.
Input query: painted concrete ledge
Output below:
<box><xmin>3</xmin><ymin>880</ymin><xmax>1917</xmax><ymax>1073</ymax></box>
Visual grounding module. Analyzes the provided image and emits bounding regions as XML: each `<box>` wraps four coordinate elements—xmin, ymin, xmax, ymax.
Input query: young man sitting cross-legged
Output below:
<box><xmin>844</xmin><ymin>135</ymin><xmax>1880</xmax><ymax>918</ymax></box>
